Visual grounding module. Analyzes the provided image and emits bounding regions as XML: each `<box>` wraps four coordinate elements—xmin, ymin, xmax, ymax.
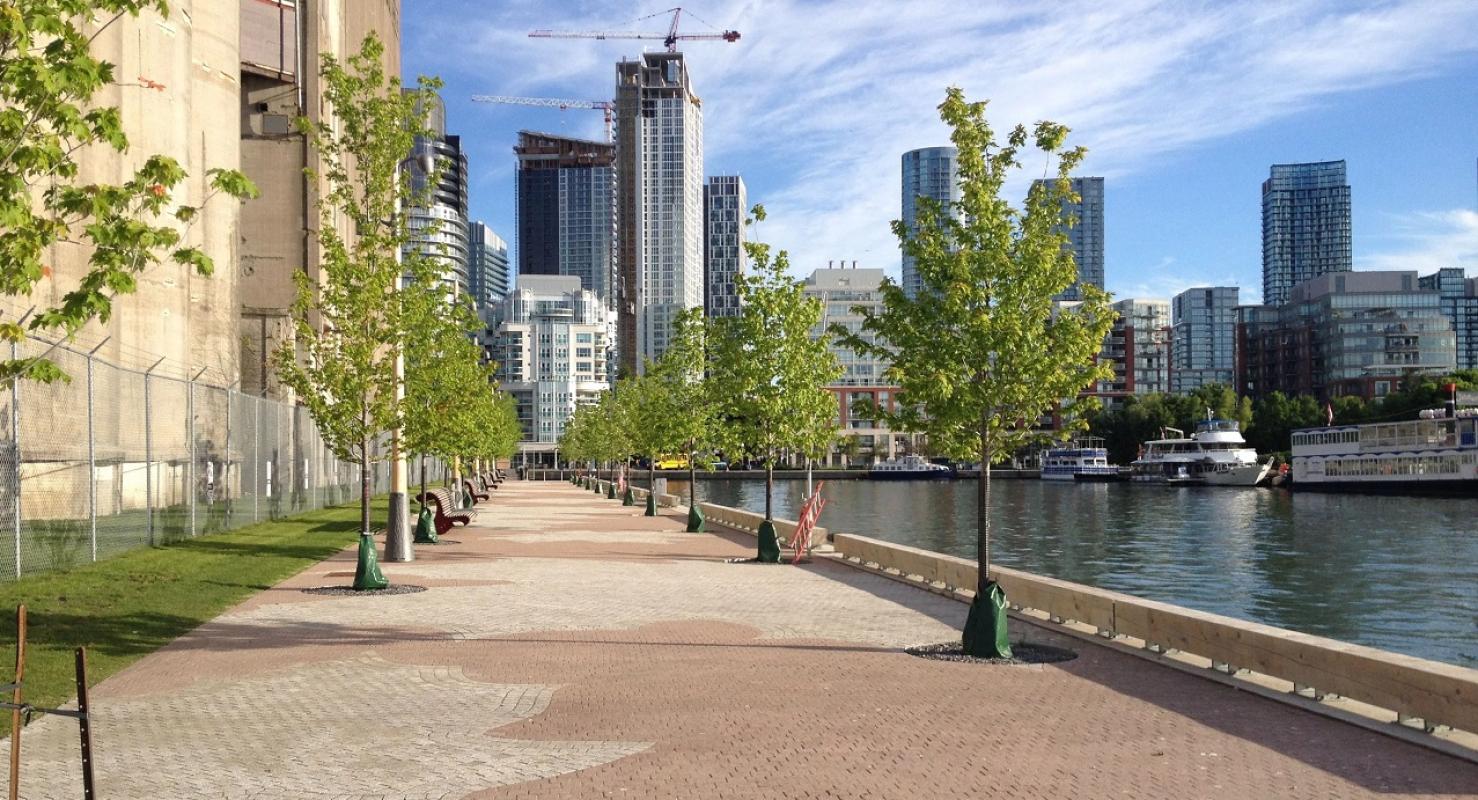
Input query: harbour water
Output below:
<box><xmin>665</xmin><ymin>478</ymin><xmax>1478</xmax><ymax>667</ymax></box>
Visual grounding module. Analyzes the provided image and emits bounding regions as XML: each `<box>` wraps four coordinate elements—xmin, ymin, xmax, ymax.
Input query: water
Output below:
<box><xmin>665</xmin><ymin>477</ymin><xmax>1478</xmax><ymax>667</ymax></box>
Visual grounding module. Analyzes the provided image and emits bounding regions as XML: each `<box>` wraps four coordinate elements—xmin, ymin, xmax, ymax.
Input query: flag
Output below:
<box><xmin>1325</xmin><ymin>402</ymin><xmax>1334</xmax><ymax>426</ymax></box>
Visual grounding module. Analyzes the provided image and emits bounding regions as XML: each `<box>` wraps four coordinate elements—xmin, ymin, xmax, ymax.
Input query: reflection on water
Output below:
<box><xmin>667</xmin><ymin>478</ymin><xmax>1478</xmax><ymax>667</ymax></box>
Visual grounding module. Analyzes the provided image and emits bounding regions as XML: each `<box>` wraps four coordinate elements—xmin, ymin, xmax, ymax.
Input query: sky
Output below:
<box><xmin>404</xmin><ymin>0</ymin><xmax>1478</xmax><ymax>304</ymax></box>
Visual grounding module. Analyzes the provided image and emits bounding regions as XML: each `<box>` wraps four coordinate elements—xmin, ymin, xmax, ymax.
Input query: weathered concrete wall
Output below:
<box><xmin>237</xmin><ymin>0</ymin><xmax>402</xmax><ymax>399</ymax></box>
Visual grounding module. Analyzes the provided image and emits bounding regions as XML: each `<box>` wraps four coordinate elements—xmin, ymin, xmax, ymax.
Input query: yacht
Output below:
<box><xmin>1131</xmin><ymin>419</ymin><xmax>1273</xmax><ymax>486</ymax></box>
<box><xmin>868</xmin><ymin>454</ymin><xmax>954</xmax><ymax>480</ymax></box>
<box><xmin>1290</xmin><ymin>407</ymin><xmax>1477</xmax><ymax>495</ymax></box>
<box><xmin>1040</xmin><ymin>438</ymin><xmax>1124</xmax><ymax>482</ymax></box>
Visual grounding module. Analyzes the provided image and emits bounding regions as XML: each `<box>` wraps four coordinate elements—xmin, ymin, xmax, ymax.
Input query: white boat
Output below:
<box><xmin>868</xmin><ymin>454</ymin><xmax>954</xmax><ymax>480</ymax></box>
<box><xmin>1131</xmin><ymin>419</ymin><xmax>1273</xmax><ymax>487</ymax></box>
<box><xmin>1040</xmin><ymin>438</ymin><xmax>1124</xmax><ymax>482</ymax></box>
<box><xmin>1290</xmin><ymin>408</ymin><xmax>1477</xmax><ymax>495</ymax></box>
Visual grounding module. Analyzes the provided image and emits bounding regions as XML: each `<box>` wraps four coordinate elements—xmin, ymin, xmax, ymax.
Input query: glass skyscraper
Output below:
<box><xmin>467</xmin><ymin>221</ymin><xmax>510</xmax><ymax>313</ymax></box>
<box><xmin>1171</xmin><ymin>286</ymin><xmax>1239</xmax><ymax>393</ymax></box>
<box><xmin>513</xmin><ymin>131</ymin><xmax>616</xmax><ymax>305</ymax></box>
<box><xmin>899</xmin><ymin>146</ymin><xmax>959</xmax><ymax>298</ymax></box>
<box><xmin>1034</xmin><ymin>176</ymin><xmax>1104</xmax><ymax>301</ymax></box>
<box><xmin>1261</xmin><ymin>160</ymin><xmax>1351</xmax><ymax>306</ymax></box>
<box><xmin>615</xmin><ymin>52</ymin><xmax>705</xmax><ymax>374</ymax></box>
<box><xmin>703</xmin><ymin>175</ymin><xmax>747</xmax><ymax>318</ymax></box>
<box><xmin>404</xmin><ymin>91</ymin><xmax>469</xmax><ymax>297</ymax></box>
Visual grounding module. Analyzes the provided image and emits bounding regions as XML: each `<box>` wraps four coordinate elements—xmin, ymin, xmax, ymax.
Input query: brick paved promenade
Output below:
<box><xmin>5</xmin><ymin>480</ymin><xmax>1476</xmax><ymax>798</ymax></box>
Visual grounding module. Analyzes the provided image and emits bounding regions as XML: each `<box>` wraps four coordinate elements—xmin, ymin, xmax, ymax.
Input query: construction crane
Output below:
<box><xmin>471</xmin><ymin>95</ymin><xmax>615</xmax><ymax>142</ymax></box>
<box><xmin>528</xmin><ymin>7</ymin><xmax>739</xmax><ymax>53</ymax></box>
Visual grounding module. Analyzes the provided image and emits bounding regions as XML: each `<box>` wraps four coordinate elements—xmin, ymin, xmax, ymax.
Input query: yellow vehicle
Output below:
<box><xmin>654</xmin><ymin>455</ymin><xmax>689</xmax><ymax>470</ymax></box>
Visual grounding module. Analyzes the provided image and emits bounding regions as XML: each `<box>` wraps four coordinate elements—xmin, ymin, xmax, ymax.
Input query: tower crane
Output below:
<box><xmin>528</xmin><ymin>7</ymin><xmax>739</xmax><ymax>53</ymax></box>
<box><xmin>470</xmin><ymin>95</ymin><xmax>615</xmax><ymax>142</ymax></box>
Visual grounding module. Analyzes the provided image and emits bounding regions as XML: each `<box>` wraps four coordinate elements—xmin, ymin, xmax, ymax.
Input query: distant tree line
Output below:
<box><xmin>1084</xmin><ymin>371</ymin><xmax>1478</xmax><ymax>464</ymax></box>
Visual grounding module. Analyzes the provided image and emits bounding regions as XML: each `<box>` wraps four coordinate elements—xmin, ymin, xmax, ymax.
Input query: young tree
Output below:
<box><xmin>709</xmin><ymin>207</ymin><xmax>841</xmax><ymax>561</ymax></box>
<box><xmin>273</xmin><ymin>33</ymin><xmax>439</xmax><ymax>589</ymax></box>
<box><xmin>618</xmin><ymin>371</ymin><xmax>680</xmax><ymax>516</ymax></box>
<box><xmin>1</xmin><ymin>0</ymin><xmax>258</xmax><ymax>382</ymax></box>
<box><xmin>644</xmin><ymin>308</ymin><xmax>722</xmax><ymax>529</ymax></box>
<box><xmin>836</xmin><ymin>89</ymin><xmax>1116</xmax><ymax>657</ymax></box>
<box><xmin>403</xmin><ymin>289</ymin><xmax>486</xmax><ymax>509</ymax></box>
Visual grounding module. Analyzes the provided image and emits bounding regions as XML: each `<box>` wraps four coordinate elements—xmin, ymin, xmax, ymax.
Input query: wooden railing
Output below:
<box><xmin>832</xmin><ymin>532</ymin><xmax>1478</xmax><ymax>737</ymax></box>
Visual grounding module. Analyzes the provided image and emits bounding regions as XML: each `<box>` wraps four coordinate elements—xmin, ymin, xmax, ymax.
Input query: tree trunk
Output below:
<box><xmin>765</xmin><ymin>460</ymin><xmax>774</xmax><ymax>521</ymax></box>
<box><xmin>687</xmin><ymin>438</ymin><xmax>696</xmax><ymax>507</ymax></box>
<box><xmin>418</xmin><ymin>454</ymin><xmax>427</xmax><ymax>510</ymax></box>
<box><xmin>359</xmin><ymin>439</ymin><xmax>371</xmax><ymax>536</ymax></box>
<box><xmin>978</xmin><ymin>421</ymin><xmax>991</xmax><ymax>591</ymax></box>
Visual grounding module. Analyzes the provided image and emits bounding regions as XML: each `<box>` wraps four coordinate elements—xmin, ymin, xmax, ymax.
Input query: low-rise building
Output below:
<box><xmin>487</xmin><ymin>276</ymin><xmax>613</xmax><ymax>464</ymax></box>
<box><xmin>1237</xmin><ymin>271</ymin><xmax>1456</xmax><ymax>401</ymax></box>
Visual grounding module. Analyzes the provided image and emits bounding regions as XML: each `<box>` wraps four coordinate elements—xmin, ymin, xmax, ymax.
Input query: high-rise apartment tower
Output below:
<box><xmin>513</xmin><ymin>131</ymin><xmax>616</xmax><ymax>304</ymax></box>
<box><xmin>1033</xmin><ymin>176</ymin><xmax>1105</xmax><ymax>301</ymax></box>
<box><xmin>615</xmin><ymin>52</ymin><xmax>705</xmax><ymax>374</ymax></box>
<box><xmin>899</xmin><ymin>147</ymin><xmax>959</xmax><ymax>298</ymax></box>
<box><xmin>468</xmin><ymin>221</ymin><xmax>510</xmax><ymax>312</ymax></box>
<box><xmin>704</xmin><ymin>175</ymin><xmax>747</xmax><ymax>318</ymax></box>
<box><xmin>1261</xmin><ymin>160</ymin><xmax>1351</xmax><ymax>306</ymax></box>
<box><xmin>404</xmin><ymin>91</ymin><xmax>470</xmax><ymax>296</ymax></box>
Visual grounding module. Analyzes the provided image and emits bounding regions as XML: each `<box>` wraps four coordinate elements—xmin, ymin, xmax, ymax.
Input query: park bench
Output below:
<box><xmin>415</xmin><ymin>487</ymin><xmax>473</xmax><ymax>535</ymax></box>
<box><xmin>477</xmin><ymin>472</ymin><xmax>499</xmax><ymax>492</ymax></box>
<box><xmin>462</xmin><ymin>478</ymin><xmax>490</xmax><ymax>505</ymax></box>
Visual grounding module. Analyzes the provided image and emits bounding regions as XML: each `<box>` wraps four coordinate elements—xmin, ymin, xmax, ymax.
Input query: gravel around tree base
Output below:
<box><xmin>906</xmin><ymin>641</ymin><xmax>1078</xmax><ymax>664</ymax></box>
<box><xmin>302</xmin><ymin>585</ymin><xmax>428</xmax><ymax>597</ymax></box>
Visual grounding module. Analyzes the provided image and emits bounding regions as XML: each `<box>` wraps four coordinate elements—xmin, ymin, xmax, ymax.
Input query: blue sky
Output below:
<box><xmin>404</xmin><ymin>0</ymin><xmax>1478</xmax><ymax>303</ymax></box>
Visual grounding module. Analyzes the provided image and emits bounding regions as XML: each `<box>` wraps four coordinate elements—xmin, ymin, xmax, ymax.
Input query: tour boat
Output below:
<box><xmin>1131</xmin><ymin>419</ymin><xmax>1273</xmax><ymax>487</ymax></box>
<box><xmin>1040</xmin><ymin>439</ymin><xmax>1125</xmax><ymax>482</ymax></box>
<box><xmin>868</xmin><ymin>454</ymin><xmax>954</xmax><ymax>480</ymax></box>
<box><xmin>1290</xmin><ymin>407</ymin><xmax>1478</xmax><ymax>495</ymax></box>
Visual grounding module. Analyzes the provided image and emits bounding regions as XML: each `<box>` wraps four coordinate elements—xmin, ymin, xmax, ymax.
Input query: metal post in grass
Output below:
<box><xmin>144</xmin><ymin>357</ymin><xmax>164</xmax><ymax>545</ymax></box>
<box><xmin>189</xmin><ymin>368</ymin><xmax>204</xmax><ymax>537</ymax></box>
<box><xmin>253</xmin><ymin>395</ymin><xmax>260</xmax><ymax>523</ymax></box>
<box><xmin>10</xmin><ymin>341</ymin><xmax>20</xmax><ymax>579</ymax></box>
<box><xmin>86</xmin><ymin>341</ymin><xmax>108</xmax><ymax>561</ymax></box>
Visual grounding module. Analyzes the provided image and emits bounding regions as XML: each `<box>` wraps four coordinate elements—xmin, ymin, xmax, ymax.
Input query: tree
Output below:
<box><xmin>709</xmin><ymin>205</ymin><xmax>841</xmax><ymax>561</ymax></box>
<box><xmin>644</xmin><ymin>307</ymin><xmax>722</xmax><ymax>530</ymax></box>
<box><xmin>273</xmin><ymin>33</ymin><xmax>439</xmax><ymax>588</ymax></box>
<box><xmin>836</xmin><ymin>89</ymin><xmax>1116</xmax><ymax>657</ymax></box>
<box><xmin>403</xmin><ymin>289</ymin><xmax>491</xmax><ymax>509</ymax></box>
<box><xmin>1</xmin><ymin>0</ymin><xmax>258</xmax><ymax>382</ymax></box>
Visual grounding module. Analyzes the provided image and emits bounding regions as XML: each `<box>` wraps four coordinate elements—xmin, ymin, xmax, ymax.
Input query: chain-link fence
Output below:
<box><xmin>0</xmin><ymin>336</ymin><xmax>448</xmax><ymax>582</ymax></box>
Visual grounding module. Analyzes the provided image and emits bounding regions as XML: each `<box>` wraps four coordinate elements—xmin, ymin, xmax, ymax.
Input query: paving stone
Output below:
<box><xmin>1</xmin><ymin>481</ymin><xmax>1473</xmax><ymax>799</ymax></box>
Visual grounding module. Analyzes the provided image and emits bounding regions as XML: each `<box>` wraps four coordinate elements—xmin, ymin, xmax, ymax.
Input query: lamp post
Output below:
<box><xmin>384</xmin><ymin>152</ymin><xmax>436</xmax><ymax>562</ymax></box>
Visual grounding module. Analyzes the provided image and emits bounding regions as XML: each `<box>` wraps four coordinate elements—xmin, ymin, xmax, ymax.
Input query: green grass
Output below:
<box><xmin>0</xmin><ymin>498</ymin><xmax>381</xmax><ymax>736</ymax></box>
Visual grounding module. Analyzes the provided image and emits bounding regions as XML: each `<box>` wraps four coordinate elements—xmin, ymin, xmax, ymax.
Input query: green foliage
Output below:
<box><xmin>837</xmin><ymin>91</ymin><xmax>1115</xmax><ymax>464</ymax></box>
<box><xmin>834</xmin><ymin>88</ymin><xmax>1115</xmax><ymax>580</ymax></box>
<box><xmin>273</xmin><ymin>33</ymin><xmax>440</xmax><ymax>531</ymax></box>
<box><xmin>0</xmin><ymin>0</ymin><xmax>258</xmax><ymax>382</ymax></box>
<box><xmin>708</xmin><ymin>213</ymin><xmax>841</xmax><ymax>513</ymax></box>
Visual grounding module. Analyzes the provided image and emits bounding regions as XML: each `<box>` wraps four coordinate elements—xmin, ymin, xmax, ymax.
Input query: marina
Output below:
<box><xmin>668</xmin><ymin>476</ymin><xmax>1478</xmax><ymax>667</ymax></box>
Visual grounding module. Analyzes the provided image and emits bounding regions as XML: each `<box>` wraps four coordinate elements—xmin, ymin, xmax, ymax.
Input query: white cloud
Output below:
<box><xmin>416</xmin><ymin>0</ymin><xmax>1478</xmax><ymax>284</ymax></box>
<box><xmin>1358</xmin><ymin>209</ymin><xmax>1478</xmax><ymax>274</ymax></box>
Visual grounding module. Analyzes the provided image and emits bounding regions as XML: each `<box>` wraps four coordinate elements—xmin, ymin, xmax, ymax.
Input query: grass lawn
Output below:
<box><xmin>0</xmin><ymin>498</ymin><xmax>382</xmax><ymax>737</ymax></box>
